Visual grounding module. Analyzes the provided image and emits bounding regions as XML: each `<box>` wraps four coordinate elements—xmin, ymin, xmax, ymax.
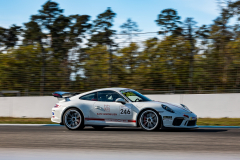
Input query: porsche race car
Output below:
<box><xmin>51</xmin><ymin>88</ymin><xmax>197</xmax><ymax>131</ymax></box>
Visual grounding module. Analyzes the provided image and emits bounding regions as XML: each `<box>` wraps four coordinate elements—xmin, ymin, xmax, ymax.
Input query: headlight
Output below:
<box><xmin>162</xmin><ymin>104</ymin><xmax>175</xmax><ymax>113</ymax></box>
<box><xmin>181</xmin><ymin>104</ymin><xmax>190</xmax><ymax>110</ymax></box>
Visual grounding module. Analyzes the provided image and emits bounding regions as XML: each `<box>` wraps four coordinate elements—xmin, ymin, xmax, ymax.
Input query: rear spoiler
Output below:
<box><xmin>52</xmin><ymin>91</ymin><xmax>80</xmax><ymax>101</ymax></box>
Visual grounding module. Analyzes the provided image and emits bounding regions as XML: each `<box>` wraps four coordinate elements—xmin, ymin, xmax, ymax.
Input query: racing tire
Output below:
<box><xmin>139</xmin><ymin>109</ymin><xmax>161</xmax><ymax>131</ymax></box>
<box><xmin>92</xmin><ymin>126</ymin><xmax>105</xmax><ymax>130</ymax></box>
<box><xmin>63</xmin><ymin>108</ymin><xmax>85</xmax><ymax>130</ymax></box>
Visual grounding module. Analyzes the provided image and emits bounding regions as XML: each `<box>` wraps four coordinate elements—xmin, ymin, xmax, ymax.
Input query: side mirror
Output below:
<box><xmin>115</xmin><ymin>98</ymin><xmax>126</xmax><ymax>104</ymax></box>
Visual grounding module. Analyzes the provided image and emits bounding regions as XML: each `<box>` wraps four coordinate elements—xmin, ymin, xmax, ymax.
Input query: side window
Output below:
<box><xmin>98</xmin><ymin>91</ymin><xmax>125</xmax><ymax>102</ymax></box>
<box><xmin>79</xmin><ymin>92</ymin><xmax>97</xmax><ymax>101</ymax></box>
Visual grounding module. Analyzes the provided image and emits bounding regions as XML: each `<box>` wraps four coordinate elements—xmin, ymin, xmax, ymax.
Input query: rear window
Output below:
<box><xmin>79</xmin><ymin>92</ymin><xmax>97</xmax><ymax>101</ymax></box>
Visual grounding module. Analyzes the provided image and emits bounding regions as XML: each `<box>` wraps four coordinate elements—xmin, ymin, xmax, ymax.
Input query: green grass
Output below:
<box><xmin>0</xmin><ymin>117</ymin><xmax>240</xmax><ymax>126</ymax></box>
<box><xmin>197</xmin><ymin>118</ymin><xmax>240</xmax><ymax>126</ymax></box>
<box><xmin>0</xmin><ymin>117</ymin><xmax>55</xmax><ymax>124</ymax></box>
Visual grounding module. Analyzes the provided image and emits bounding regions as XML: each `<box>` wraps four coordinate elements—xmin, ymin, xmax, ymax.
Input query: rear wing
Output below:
<box><xmin>52</xmin><ymin>91</ymin><xmax>80</xmax><ymax>101</ymax></box>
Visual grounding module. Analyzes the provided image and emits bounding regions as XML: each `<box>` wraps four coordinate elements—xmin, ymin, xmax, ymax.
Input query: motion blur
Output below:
<box><xmin>1</xmin><ymin>1</ymin><xmax>240</xmax><ymax>96</ymax></box>
<box><xmin>1</xmin><ymin>1</ymin><xmax>240</xmax><ymax>160</ymax></box>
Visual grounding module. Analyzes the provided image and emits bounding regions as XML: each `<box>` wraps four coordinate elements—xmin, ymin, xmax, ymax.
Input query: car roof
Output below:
<box><xmin>77</xmin><ymin>88</ymin><xmax>132</xmax><ymax>96</ymax></box>
<box><xmin>90</xmin><ymin>87</ymin><xmax>131</xmax><ymax>92</ymax></box>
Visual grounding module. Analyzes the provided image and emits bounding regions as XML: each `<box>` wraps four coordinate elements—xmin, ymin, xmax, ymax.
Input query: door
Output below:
<box><xmin>89</xmin><ymin>90</ymin><xmax>134</xmax><ymax>126</ymax></box>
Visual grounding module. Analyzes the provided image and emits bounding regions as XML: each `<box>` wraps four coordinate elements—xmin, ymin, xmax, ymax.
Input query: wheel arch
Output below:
<box><xmin>60</xmin><ymin>106</ymin><xmax>85</xmax><ymax>125</ymax></box>
<box><xmin>136</xmin><ymin>108</ymin><xmax>162</xmax><ymax>127</ymax></box>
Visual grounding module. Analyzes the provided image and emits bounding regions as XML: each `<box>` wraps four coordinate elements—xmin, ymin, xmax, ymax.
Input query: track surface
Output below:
<box><xmin>0</xmin><ymin>126</ymin><xmax>240</xmax><ymax>153</ymax></box>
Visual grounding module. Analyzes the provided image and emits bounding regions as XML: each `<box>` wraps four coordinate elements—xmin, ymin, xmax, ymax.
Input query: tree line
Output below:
<box><xmin>1</xmin><ymin>0</ymin><xmax>240</xmax><ymax>95</ymax></box>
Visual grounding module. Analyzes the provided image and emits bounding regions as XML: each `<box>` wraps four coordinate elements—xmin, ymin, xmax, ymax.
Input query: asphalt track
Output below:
<box><xmin>0</xmin><ymin>125</ymin><xmax>240</xmax><ymax>159</ymax></box>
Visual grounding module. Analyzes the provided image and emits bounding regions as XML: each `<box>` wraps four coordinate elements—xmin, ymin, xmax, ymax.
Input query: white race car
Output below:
<box><xmin>51</xmin><ymin>88</ymin><xmax>197</xmax><ymax>131</ymax></box>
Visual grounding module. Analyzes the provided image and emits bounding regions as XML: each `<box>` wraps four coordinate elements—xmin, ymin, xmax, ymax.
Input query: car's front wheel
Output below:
<box><xmin>63</xmin><ymin>108</ymin><xmax>84</xmax><ymax>130</ymax></box>
<box><xmin>139</xmin><ymin>110</ymin><xmax>161</xmax><ymax>131</ymax></box>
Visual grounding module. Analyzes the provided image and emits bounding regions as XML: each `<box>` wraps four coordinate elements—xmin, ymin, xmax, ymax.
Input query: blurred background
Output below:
<box><xmin>1</xmin><ymin>1</ymin><xmax>240</xmax><ymax>159</ymax></box>
<box><xmin>1</xmin><ymin>0</ymin><xmax>240</xmax><ymax>96</ymax></box>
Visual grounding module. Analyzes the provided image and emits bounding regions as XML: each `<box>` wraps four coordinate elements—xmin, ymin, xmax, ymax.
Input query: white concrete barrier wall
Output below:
<box><xmin>0</xmin><ymin>96</ymin><xmax>58</xmax><ymax>118</ymax></box>
<box><xmin>0</xmin><ymin>93</ymin><xmax>239</xmax><ymax>118</ymax></box>
<box><xmin>148</xmin><ymin>94</ymin><xmax>240</xmax><ymax>118</ymax></box>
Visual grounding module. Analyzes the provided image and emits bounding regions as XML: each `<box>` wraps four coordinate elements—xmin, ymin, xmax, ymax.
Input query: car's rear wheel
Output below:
<box><xmin>139</xmin><ymin>110</ymin><xmax>161</xmax><ymax>131</ymax></box>
<box><xmin>63</xmin><ymin>108</ymin><xmax>84</xmax><ymax>130</ymax></box>
<box><xmin>92</xmin><ymin>126</ymin><xmax>104</xmax><ymax>130</ymax></box>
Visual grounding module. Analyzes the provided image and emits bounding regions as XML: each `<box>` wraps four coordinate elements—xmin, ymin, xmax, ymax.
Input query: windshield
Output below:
<box><xmin>120</xmin><ymin>90</ymin><xmax>152</xmax><ymax>102</ymax></box>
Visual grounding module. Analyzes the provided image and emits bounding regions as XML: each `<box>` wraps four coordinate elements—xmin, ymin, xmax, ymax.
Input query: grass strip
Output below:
<box><xmin>0</xmin><ymin>117</ymin><xmax>55</xmax><ymax>124</ymax></box>
<box><xmin>0</xmin><ymin>117</ymin><xmax>240</xmax><ymax>126</ymax></box>
<box><xmin>197</xmin><ymin>118</ymin><xmax>240</xmax><ymax>126</ymax></box>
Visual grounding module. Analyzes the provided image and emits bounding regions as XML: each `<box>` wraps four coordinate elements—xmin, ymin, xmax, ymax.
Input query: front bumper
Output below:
<box><xmin>161</xmin><ymin>112</ymin><xmax>197</xmax><ymax>128</ymax></box>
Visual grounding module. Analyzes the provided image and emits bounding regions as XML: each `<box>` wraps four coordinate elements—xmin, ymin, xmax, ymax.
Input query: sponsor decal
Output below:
<box><xmin>85</xmin><ymin>118</ymin><xmax>105</xmax><ymax>121</ymax></box>
<box><xmin>104</xmin><ymin>105</ymin><xmax>110</xmax><ymax>112</ymax></box>
<box><xmin>106</xmin><ymin>119</ymin><xmax>128</xmax><ymax>122</ymax></box>
<box><xmin>163</xmin><ymin>116</ymin><xmax>172</xmax><ymax>120</ymax></box>
<box><xmin>106</xmin><ymin>119</ymin><xmax>136</xmax><ymax>123</ymax></box>
<box><xmin>85</xmin><ymin>118</ymin><xmax>136</xmax><ymax>123</ymax></box>
<box><xmin>54</xmin><ymin>104</ymin><xmax>60</xmax><ymax>108</ymax></box>
<box><xmin>97</xmin><ymin>113</ymin><xmax>117</xmax><ymax>116</ymax></box>
<box><xmin>120</xmin><ymin>89</ymin><xmax>136</xmax><ymax>98</ymax></box>
<box><xmin>119</xmin><ymin>105</ymin><xmax>132</xmax><ymax>115</ymax></box>
<box><xmin>120</xmin><ymin>89</ymin><xmax>133</xmax><ymax>93</ymax></box>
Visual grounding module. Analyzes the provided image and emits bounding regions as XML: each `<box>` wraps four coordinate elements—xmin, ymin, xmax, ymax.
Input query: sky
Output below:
<box><xmin>0</xmin><ymin>0</ymin><xmax>220</xmax><ymax>33</ymax></box>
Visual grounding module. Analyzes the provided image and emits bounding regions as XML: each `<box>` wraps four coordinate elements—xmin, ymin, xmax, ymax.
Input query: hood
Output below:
<box><xmin>133</xmin><ymin>101</ymin><xmax>192</xmax><ymax>113</ymax></box>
